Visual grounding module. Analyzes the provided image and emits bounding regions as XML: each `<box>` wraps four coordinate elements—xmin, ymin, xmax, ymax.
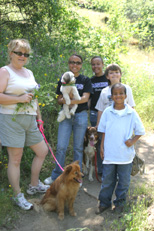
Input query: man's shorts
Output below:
<box><xmin>0</xmin><ymin>114</ymin><xmax>43</xmax><ymax>148</ymax></box>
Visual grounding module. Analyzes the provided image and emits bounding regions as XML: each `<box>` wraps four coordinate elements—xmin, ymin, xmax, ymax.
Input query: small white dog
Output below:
<box><xmin>57</xmin><ymin>71</ymin><xmax>81</xmax><ymax>122</ymax></box>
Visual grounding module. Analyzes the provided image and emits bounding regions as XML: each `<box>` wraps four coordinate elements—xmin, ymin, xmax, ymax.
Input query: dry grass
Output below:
<box><xmin>75</xmin><ymin>7</ymin><xmax>109</xmax><ymax>29</ymax></box>
<box><xmin>119</xmin><ymin>46</ymin><xmax>154</xmax><ymax>73</ymax></box>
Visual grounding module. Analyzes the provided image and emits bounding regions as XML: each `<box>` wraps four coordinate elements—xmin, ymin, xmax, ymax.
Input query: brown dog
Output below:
<box><xmin>83</xmin><ymin>127</ymin><xmax>99</xmax><ymax>181</ymax></box>
<box><xmin>40</xmin><ymin>160</ymin><xmax>83</xmax><ymax>220</ymax></box>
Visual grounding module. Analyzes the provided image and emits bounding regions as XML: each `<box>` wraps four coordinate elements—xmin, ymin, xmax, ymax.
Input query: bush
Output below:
<box><xmin>76</xmin><ymin>0</ymin><xmax>154</xmax><ymax>48</ymax></box>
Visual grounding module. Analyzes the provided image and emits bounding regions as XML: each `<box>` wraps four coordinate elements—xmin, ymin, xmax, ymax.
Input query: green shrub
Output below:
<box><xmin>0</xmin><ymin>187</ymin><xmax>17</xmax><ymax>228</ymax></box>
<box><xmin>76</xmin><ymin>0</ymin><xmax>154</xmax><ymax>48</ymax></box>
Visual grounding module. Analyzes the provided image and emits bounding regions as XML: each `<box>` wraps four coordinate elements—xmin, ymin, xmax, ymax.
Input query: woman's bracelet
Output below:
<box><xmin>36</xmin><ymin>119</ymin><xmax>44</xmax><ymax>123</ymax></box>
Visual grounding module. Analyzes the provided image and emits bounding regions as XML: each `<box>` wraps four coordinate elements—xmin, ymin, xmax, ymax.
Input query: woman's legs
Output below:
<box><xmin>7</xmin><ymin>147</ymin><xmax>23</xmax><ymax>196</ymax></box>
<box><xmin>7</xmin><ymin>146</ymin><xmax>37</xmax><ymax>210</ymax></box>
<box><xmin>90</xmin><ymin>110</ymin><xmax>97</xmax><ymax>127</ymax></box>
<box><xmin>30</xmin><ymin>140</ymin><xmax>48</xmax><ymax>186</ymax></box>
<box><xmin>73</xmin><ymin>111</ymin><xmax>88</xmax><ymax>171</ymax></box>
<box><xmin>51</xmin><ymin>118</ymin><xmax>72</xmax><ymax>180</ymax></box>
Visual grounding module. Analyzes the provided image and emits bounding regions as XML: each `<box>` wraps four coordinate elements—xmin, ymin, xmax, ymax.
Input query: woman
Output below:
<box><xmin>0</xmin><ymin>39</ymin><xmax>49</xmax><ymax>210</ymax></box>
<box><xmin>89</xmin><ymin>56</ymin><xmax>108</xmax><ymax>175</ymax></box>
<box><xmin>44</xmin><ymin>54</ymin><xmax>93</xmax><ymax>184</ymax></box>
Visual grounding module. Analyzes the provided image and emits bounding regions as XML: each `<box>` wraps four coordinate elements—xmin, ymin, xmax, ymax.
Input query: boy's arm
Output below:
<box><xmin>125</xmin><ymin>135</ymin><xmax>142</xmax><ymax>147</ymax></box>
<box><xmin>100</xmin><ymin>132</ymin><xmax>105</xmax><ymax>160</ymax></box>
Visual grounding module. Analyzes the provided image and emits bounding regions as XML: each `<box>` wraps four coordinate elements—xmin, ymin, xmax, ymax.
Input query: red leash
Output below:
<box><xmin>37</xmin><ymin>120</ymin><xmax>64</xmax><ymax>172</ymax></box>
<box><xmin>94</xmin><ymin>151</ymin><xmax>102</xmax><ymax>183</ymax></box>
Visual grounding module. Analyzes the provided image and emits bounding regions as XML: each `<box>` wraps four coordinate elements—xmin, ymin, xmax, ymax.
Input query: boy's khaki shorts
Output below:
<box><xmin>0</xmin><ymin>114</ymin><xmax>43</xmax><ymax>148</ymax></box>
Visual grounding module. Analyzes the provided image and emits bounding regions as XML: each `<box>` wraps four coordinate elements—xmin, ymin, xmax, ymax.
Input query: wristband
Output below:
<box><xmin>38</xmin><ymin>123</ymin><xmax>44</xmax><ymax>132</ymax></box>
<box><xmin>37</xmin><ymin>119</ymin><xmax>44</xmax><ymax>123</ymax></box>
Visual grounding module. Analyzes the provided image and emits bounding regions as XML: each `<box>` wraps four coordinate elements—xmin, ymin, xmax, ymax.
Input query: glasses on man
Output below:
<box><xmin>69</xmin><ymin>61</ymin><xmax>82</xmax><ymax>65</ymax></box>
<box><xmin>12</xmin><ymin>51</ymin><xmax>30</xmax><ymax>58</ymax></box>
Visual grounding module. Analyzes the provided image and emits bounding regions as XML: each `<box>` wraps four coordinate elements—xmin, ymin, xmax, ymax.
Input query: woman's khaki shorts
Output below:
<box><xmin>0</xmin><ymin>114</ymin><xmax>43</xmax><ymax>148</ymax></box>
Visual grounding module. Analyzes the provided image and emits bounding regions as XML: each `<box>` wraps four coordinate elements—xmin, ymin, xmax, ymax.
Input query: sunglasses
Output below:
<box><xmin>12</xmin><ymin>51</ymin><xmax>30</xmax><ymax>58</ymax></box>
<box><xmin>69</xmin><ymin>61</ymin><xmax>82</xmax><ymax>65</ymax></box>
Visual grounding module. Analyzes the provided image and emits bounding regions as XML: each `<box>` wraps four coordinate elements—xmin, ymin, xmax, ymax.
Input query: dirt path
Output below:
<box><xmin>2</xmin><ymin>132</ymin><xmax>154</xmax><ymax>231</ymax></box>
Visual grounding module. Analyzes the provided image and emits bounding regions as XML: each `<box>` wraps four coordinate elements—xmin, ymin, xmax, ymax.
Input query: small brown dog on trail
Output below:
<box><xmin>83</xmin><ymin>127</ymin><xmax>99</xmax><ymax>181</ymax></box>
<box><xmin>38</xmin><ymin>161</ymin><xmax>83</xmax><ymax>220</ymax></box>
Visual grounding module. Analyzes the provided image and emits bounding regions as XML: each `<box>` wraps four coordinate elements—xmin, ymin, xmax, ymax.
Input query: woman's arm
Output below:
<box><xmin>57</xmin><ymin>92</ymin><xmax>90</xmax><ymax>105</ymax></box>
<box><xmin>88</xmin><ymin>98</ymin><xmax>91</xmax><ymax>109</ymax></box>
<box><xmin>36</xmin><ymin>100</ymin><xmax>44</xmax><ymax>127</ymax></box>
<box><xmin>70</xmin><ymin>92</ymin><xmax>90</xmax><ymax>104</ymax></box>
<box><xmin>36</xmin><ymin>100</ymin><xmax>42</xmax><ymax>121</ymax></box>
<box><xmin>57</xmin><ymin>94</ymin><xmax>65</xmax><ymax>105</ymax></box>
<box><xmin>96</xmin><ymin>110</ymin><xmax>103</xmax><ymax>128</ymax></box>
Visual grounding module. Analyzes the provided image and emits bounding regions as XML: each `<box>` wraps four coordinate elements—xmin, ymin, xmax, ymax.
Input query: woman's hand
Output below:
<box><xmin>19</xmin><ymin>93</ymin><xmax>34</xmax><ymax>103</ymax></box>
<box><xmin>37</xmin><ymin>120</ymin><xmax>44</xmax><ymax>132</ymax></box>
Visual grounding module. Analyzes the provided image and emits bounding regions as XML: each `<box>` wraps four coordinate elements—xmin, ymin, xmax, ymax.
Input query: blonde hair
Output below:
<box><xmin>7</xmin><ymin>39</ymin><xmax>32</xmax><ymax>63</ymax></box>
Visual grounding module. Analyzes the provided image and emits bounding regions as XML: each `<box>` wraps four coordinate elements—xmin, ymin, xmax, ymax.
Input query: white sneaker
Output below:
<box><xmin>13</xmin><ymin>193</ymin><xmax>33</xmax><ymax>210</ymax></box>
<box><xmin>44</xmin><ymin>176</ymin><xmax>53</xmax><ymax>185</ymax></box>
<box><xmin>27</xmin><ymin>180</ymin><xmax>50</xmax><ymax>195</ymax></box>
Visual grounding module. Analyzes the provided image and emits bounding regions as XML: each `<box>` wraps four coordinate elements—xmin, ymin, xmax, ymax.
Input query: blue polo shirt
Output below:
<box><xmin>98</xmin><ymin>104</ymin><xmax>145</xmax><ymax>164</ymax></box>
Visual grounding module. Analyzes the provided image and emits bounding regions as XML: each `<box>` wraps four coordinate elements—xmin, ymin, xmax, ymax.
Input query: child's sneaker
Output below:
<box><xmin>44</xmin><ymin>176</ymin><xmax>53</xmax><ymax>185</ymax></box>
<box><xmin>13</xmin><ymin>193</ymin><xmax>33</xmax><ymax>210</ymax></box>
<box><xmin>27</xmin><ymin>180</ymin><xmax>50</xmax><ymax>195</ymax></box>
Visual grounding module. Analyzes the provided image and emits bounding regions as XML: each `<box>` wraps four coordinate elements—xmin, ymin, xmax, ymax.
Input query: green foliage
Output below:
<box><xmin>0</xmin><ymin>149</ymin><xmax>9</xmax><ymax>187</ymax></box>
<box><xmin>1</xmin><ymin>0</ymin><xmax>62</xmax><ymax>39</ymax></box>
<box><xmin>121</xmin><ymin>0</ymin><xmax>154</xmax><ymax>47</ymax></box>
<box><xmin>78</xmin><ymin>26</ymin><xmax>123</xmax><ymax>66</ymax></box>
<box><xmin>110</xmin><ymin>184</ymin><xmax>154</xmax><ymax>231</ymax></box>
<box><xmin>121</xmin><ymin>58</ymin><xmax>154</xmax><ymax>129</ymax></box>
<box><xmin>76</xmin><ymin>0</ymin><xmax>154</xmax><ymax>48</ymax></box>
<box><xmin>0</xmin><ymin>149</ymin><xmax>17</xmax><ymax>228</ymax></box>
<box><xmin>0</xmin><ymin>187</ymin><xmax>17</xmax><ymax>228</ymax></box>
<box><xmin>76</xmin><ymin>0</ymin><xmax>112</xmax><ymax>11</ymax></box>
<box><xmin>111</xmin><ymin>197</ymin><xmax>152</xmax><ymax>230</ymax></box>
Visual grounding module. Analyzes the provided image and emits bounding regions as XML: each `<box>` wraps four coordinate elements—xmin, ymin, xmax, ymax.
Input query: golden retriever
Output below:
<box><xmin>32</xmin><ymin>161</ymin><xmax>83</xmax><ymax>220</ymax></box>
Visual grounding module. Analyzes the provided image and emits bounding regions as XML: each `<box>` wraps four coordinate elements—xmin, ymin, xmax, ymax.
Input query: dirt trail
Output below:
<box><xmin>2</xmin><ymin>132</ymin><xmax>154</xmax><ymax>231</ymax></box>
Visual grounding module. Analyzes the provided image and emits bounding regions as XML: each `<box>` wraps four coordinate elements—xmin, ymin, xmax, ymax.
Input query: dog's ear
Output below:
<box><xmin>84</xmin><ymin>128</ymin><xmax>89</xmax><ymax>146</ymax></box>
<box><xmin>73</xmin><ymin>160</ymin><xmax>79</xmax><ymax>165</ymax></box>
<box><xmin>64</xmin><ymin>73</ymin><xmax>71</xmax><ymax>84</ymax></box>
<box><xmin>65</xmin><ymin>165</ymin><xmax>72</xmax><ymax>175</ymax></box>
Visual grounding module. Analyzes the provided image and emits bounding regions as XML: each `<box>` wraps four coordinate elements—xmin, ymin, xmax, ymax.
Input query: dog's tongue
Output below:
<box><xmin>90</xmin><ymin>140</ymin><xmax>94</xmax><ymax>146</ymax></box>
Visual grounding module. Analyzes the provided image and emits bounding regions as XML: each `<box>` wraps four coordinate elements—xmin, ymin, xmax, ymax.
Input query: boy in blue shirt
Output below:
<box><xmin>96</xmin><ymin>83</ymin><xmax>145</xmax><ymax>214</ymax></box>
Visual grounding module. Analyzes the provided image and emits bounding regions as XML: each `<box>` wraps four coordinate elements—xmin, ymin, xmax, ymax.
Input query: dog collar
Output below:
<box><xmin>61</xmin><ymin>83</ymin><xmax>76</xmax><ymax>86</ymax></box>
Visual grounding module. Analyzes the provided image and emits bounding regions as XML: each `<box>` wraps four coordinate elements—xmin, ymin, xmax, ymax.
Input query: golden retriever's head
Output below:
<box><xmin>63</xmin><ymin>160</ymin><xmax>83</xmax><ymax>184</ymax></box>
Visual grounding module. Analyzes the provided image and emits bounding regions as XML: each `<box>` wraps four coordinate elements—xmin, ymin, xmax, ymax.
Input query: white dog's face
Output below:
<box><xmin>61</xmin><ymin>71</ymin><xmax>76</xmax><ymax>84</ymax></box>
